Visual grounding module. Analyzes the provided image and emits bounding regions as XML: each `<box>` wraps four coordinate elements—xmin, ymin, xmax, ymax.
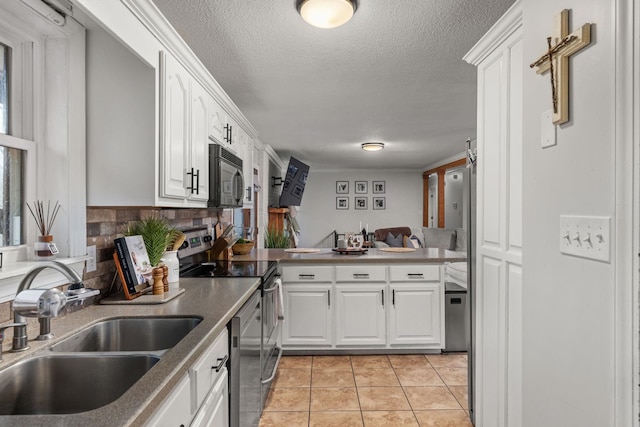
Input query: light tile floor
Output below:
<box><xmin>260</xmin><ymin>353</ymin><xmax>472</xmax><ymax>427</ymax></box>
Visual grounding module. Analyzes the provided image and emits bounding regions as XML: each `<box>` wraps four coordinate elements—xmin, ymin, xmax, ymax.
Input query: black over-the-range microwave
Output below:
<box><xmin>208</xmin><ymin>144</ymin><xmax>244</xmax><ymax>208</ymax></box>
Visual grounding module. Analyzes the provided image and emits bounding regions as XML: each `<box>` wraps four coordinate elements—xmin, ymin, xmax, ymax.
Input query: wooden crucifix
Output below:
<box><xmin>530</xmin><ymin>10</ymin><xmax>592</xmax><ymax>125</ymax></box>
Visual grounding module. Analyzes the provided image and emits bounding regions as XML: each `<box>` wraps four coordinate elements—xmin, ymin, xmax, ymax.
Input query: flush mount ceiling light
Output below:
<box><xmin>361</xmin><ymin>142</ymin><xmax>384</xmax><ymax>152</ymax></box>
<box><xmin>296</xmin><ymin>0</ymin><xmax>358</xmax><ymax>29</ymax></box>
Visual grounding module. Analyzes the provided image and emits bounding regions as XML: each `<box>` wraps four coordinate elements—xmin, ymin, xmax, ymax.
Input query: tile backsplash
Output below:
<box><xmin>84</xmin><ymin>207</ymin><xmax>228</xmax><ymax>298</ymax></box>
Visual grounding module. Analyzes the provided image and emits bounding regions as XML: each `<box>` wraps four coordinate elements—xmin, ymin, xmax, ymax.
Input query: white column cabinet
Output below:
<box><xmin>464</xmin><ymin>3</ymin><xmax>523</xmax><ymax>426</ymax></box>
<box><xmin>143</xmin><ymin>374</ymin><xmax>191</xmax><ymax>427</ymax></box>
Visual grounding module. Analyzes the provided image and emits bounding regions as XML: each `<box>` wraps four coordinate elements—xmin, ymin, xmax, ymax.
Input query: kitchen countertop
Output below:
<box><xmin>0</xmin><ymin>276</ymin><xmax>261</xmax><ymax>427</ymax></box>
<box><xmin>232</xmin><ymin>248</ymin><xmax>467</xmax><ymax>264</ymax></box>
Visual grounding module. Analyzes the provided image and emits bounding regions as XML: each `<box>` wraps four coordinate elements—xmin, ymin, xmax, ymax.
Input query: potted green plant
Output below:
<box><xmin>125</xmin><ymin>217</ymin><xmax>180</xmax><ymax>267</ymax></box>
<box><xmin>264</xmin><ymin>228</ymin><xmax>290</xmax><ymax>249</ymax></box>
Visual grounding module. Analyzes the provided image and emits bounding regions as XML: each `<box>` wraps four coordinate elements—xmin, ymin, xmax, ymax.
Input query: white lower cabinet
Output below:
<box><xmin>190</xmin><ymin>368</ymin><xmax>229</xmax><ymax>427</ymax></box>
<box><xmin>144</xmin><ymin>374</ymin><xmax>191</xmax><ymax>427</ymax></box>
<box><xmin>282</xmin><ymin>284</ymin><xmax>332</xmax><ymax>346</ymax></box>
<box><xmin>144</xmin><ymin>329</ymin><xmax>229</xmax><ymax>427</ymax></box>
<box><xmin>389</xmin><ymin>265</ymin><xmax>443</xmax><ymax>347</ymax></box>
<box><xmin>281</xmin><ymin>264</ymin><xmax>444</xmax><ymax>350</ymax></box>
<box><xmin>389</xmin><ymin>284</ymin><xmax>441</xmax><ymax>345</ymax></box>
<box><xmin>335</xmin><ymin>285</ymin><xmax>386</xmax><ymax>346</ymax></box>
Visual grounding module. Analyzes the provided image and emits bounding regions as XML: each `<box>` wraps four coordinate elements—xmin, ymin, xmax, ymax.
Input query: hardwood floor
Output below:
<box><xmin>260</xmin><ymin>353</ymin><xmax>472</xmax><ymax>427</ymax></box>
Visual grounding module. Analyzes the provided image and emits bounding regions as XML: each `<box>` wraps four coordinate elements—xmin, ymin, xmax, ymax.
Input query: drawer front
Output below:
<box><xmin>282</xmin><ymin>265</ymin><xmax>333</xmax><ymax>283</ymax></box>
<box><xmin>389</xmin><ymin>264</ymin><xmax>440</xmax><ymax>282</ymax></box>
<box><xmin>190</xmin><ymin>328</ymin><xmax>229</xmax><ymax>411</ymax></box>
<box><xmin>335</xmin><ymin>265</ymin><xmax>387</xmax><ymax>282</ymax></box>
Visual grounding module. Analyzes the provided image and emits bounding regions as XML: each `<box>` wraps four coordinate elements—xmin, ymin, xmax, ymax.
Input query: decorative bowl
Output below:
<box><xmin>232</xmin><ymin>241</ymin><xmax>254</xmax><ymax>255</ymax></box>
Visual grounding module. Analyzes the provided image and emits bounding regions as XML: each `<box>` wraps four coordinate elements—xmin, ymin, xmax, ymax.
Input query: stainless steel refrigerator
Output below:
<box><xmin>466</xmin><ymin>137</ymin><xmax>477</xmax><ymax>424</ymax></box>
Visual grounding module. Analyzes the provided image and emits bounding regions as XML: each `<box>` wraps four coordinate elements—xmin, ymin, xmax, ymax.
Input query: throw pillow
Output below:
<box><xmin>385</xmin><ymin>232</ymin><xmax>404</xmax><ymax>248</ymax></box>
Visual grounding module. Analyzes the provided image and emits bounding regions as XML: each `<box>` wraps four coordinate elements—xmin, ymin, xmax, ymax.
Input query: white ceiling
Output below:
<box><xmin>152</xmin><ymin>0</ymin><xmax>516</xmax><ymax>170</ymax></box>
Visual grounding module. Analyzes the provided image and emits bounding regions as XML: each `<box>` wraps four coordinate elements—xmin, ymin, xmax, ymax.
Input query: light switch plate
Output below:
<box><xmin>541</xmin><ymin>110</ymin><xmax>556</xmax><ymax>148</ymax></box>
<box><xmin>559</xmin><ymin>215</ymin><xmax>611</xmax><ymax>262</ymax></box>
<box><xmin>86</xmin><ymin>245</ymin><xmax>97</xmax><ymax>272</ymax></box>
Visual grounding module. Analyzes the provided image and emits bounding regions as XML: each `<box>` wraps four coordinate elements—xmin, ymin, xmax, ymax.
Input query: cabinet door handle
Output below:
<box><xmin>299</xmin><ymin>274</ymin><xmax>315</xmax><ymax>280</ymax></box>
<box><xmin>353</xmin><ymin>273</ymin><xmax>369</xmax><ymax>279</ymax></box>
<box><xmin>327</xmin><ymin>290</ymin><xmax>331</xmax><ymax>308</ymax></box>
<box><xmin>194</xmin><ymin>169</ymin><xmax>200</xmax><ymax>195</ymax></box>
<box><xmin>224</xmin><ymin>124</ymin><xmax>230</xmax><ymax>142</ymax></box>
<box><xmin>407</xmin><ymin>273</ymin><xmax>424</xmax><ymax>279</ymax></box>
<box><xmin>186</xmin><ymin>167</ymin><xmax>195</xmax><ymax>193</ymax></box>
<box><xmin>229</xmin><ymin>125</ymin><xmax>233</xmax><ymax>143</ymax></box>
<box><xmin>213</xmin><ymin>355</ymin><xmax>228</xmax><ymax>372</ymax></box>
<box><xmin>381</xmin><ymin>289</ymin><xmax>384</xmax><ymax>307</ymax></box>
<box><xmin>392</xmin><ymin>289</ymin><xmax>395</xmax><ymax>306</ymax></box>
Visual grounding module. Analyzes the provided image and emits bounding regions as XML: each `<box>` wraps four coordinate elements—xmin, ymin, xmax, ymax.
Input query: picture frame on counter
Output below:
<box><xmin>355</xmin><ymin>181</ymin><xmax>368</xmax><ymax>194</ymax></box>
<box><xmin>373</xmin><ymin>181</ymin><xmax>385</xmax><ymax>194</ymax></box>
<box><xmin>373</xmin><ymin>197</ymin><xmax>386</xmax><ymax>210</ymax></box>
<box><xmin>336</xmin><ymin>181</ymin><xmax>349</xmax><ymax>194</ymax></box>
<box><xmin>355</xmin><ymin>197</ymin><xmax>367</xmax><ymax>210</ymax></box>
<box><xmin>336</xmin><ymin>197</ymin><xmax>349</xmax><ymax>209</ymax></box>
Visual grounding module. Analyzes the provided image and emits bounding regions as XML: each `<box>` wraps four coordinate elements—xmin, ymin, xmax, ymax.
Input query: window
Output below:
<box><xmin>0</xmin><ymin>42</ymin><xmax>7</xmax><ymax>135</ymax></box>
<box><xmin>0</xmin><ymin>146</ymin><xmax>24</xmax><ymax>246</ymax></box>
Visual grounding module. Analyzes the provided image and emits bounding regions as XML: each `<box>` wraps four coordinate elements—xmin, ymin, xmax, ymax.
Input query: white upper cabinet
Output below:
<box><xmin>160</xmin><ymin>51</ymin><xmax>209</xmax><ymax>204</ymax></box>
<box><xmin>189</xmin><ymin>80</ymin><xmax>210</xmax><ymax>201</ymax></box>
<box><xmin>207</xmin><ymin>97</ymin><xmax>227</xmax><ymax>147</ymax></box>
<box><xmin>82</xmin><ymin>0</ymin><xmax>258</xmax><ymax>207</ymax></box>
<box><xmin>161</xmin><ymin>50</ymin><xmax>190</xmax><ymax>199</ymax></box>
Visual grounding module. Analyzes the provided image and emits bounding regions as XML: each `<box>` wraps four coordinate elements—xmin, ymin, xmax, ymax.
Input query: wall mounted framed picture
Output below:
<box><xmin>355</xmin><ymin>197</ymin><xmax>367</xmax><ymax>210</ymax></box>
<box><xmin>373</xmin><ymin>197</ymin><xmax>386</xmax><ymax>210</ymax></box>
<box><xmin>336</xmin><ymin>197</ymin><xmax>349</xmax><ymax>209</ymax></box>
<box><xmin>355</xmin><ymin>181</ymin><xmax>368</xmax><ymax>194</ymax></box>
<box><xmin>372</xmin><ymin>181</ymin><xmax>385</xmax><ymax>194</ymax></box>
<box><xmin>336</xmin><ymin>181</ymin><xmax>349</xmax><ymax>194</ymax></box>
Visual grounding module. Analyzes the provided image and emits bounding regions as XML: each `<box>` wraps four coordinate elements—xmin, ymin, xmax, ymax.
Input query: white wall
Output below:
<box><xmin>294</xmin><ymin>170</ymin><xmax>423</xmax><ymax>247</ymax></box>
<box><xmin>521</xmin><ymin>1</ymin><xmax>623</xmax><ymax>426</ymax></box>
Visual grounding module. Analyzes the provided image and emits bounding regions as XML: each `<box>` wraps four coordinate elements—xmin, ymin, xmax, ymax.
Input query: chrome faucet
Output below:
<box><xmin>11</xmin><ymin>261</ymin><xmax>99</xmax><ymax>351</ymax></box>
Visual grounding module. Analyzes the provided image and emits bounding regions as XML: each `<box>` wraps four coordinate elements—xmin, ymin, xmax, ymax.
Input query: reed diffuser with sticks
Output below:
<box><xmin>26</xmin><ymin>200</ymin><xmax>61</xmax><ymax>260</ymax></box>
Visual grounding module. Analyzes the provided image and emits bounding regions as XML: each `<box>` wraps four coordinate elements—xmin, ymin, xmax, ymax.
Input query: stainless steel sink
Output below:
<box><xmin>50</xmin><ymin>316</ymin><xmax>202</xmax><ymax>353</ymax></box>
<box><xmin>0</xmin><ymin>354</ymin><xmax>160</xmax><ymax>415</ymax></box>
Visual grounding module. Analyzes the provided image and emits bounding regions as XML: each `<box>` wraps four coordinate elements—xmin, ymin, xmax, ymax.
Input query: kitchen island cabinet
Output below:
<box><xmin>281</xmin><ymin>266</ymin><xmax>333</xmax><ymax>347</ymax></box>
<box><xmin>334</xmin><ymin>265</ymin><xmax>387</xmax><ymax>347</ymax></box>
<box><xmin>272</xmin><ymin>249</ymin><xmax>465</xmax><ymax>352</ymax></box>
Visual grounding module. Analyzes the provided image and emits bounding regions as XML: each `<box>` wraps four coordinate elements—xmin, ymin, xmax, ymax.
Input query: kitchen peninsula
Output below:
<box><xmin>236</xmin><ymin>248</ymin><xmax>466</xmax><ymax>352</ymax></box>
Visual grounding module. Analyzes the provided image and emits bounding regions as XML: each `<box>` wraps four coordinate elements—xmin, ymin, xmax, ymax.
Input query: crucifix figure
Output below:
<box><xmin>530</xmin><ymin>10</ymin><xmax>592</xmax><ymax>125</ymax></box>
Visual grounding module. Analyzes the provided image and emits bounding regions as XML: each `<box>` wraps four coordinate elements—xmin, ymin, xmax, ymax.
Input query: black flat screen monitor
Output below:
<box><xmin>278</xmin><ymin>157</ymin><xmax>309</xmax><ymax>207</ymax></box>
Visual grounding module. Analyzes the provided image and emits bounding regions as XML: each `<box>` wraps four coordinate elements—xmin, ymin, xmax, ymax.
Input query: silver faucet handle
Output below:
<box><xmin>0</xmin><ymin>322</ymin><xmax>27</xmax><ymax>361</ymax></box>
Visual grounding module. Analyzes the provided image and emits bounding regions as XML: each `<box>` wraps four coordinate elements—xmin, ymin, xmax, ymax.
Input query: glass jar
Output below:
<box><xmin>34</xmin><ymin>235</ymin><xmax>58</xmax><ymax>261</ymax></box>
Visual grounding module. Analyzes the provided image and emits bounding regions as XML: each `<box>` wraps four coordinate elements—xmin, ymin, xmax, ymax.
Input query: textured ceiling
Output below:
<box><xmin>152</xmin><ymin>0</ymin><xmax>516</xmax><ymax>170</ymax></box>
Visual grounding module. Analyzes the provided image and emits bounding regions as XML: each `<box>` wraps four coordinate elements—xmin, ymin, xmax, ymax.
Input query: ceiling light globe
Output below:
<box><xmin>361</xmin><ymin>142</ymin><xmax>384</xmax><ymax>152</ymax></box>
<box><xmin>298</xmin><ymin>0</ymin><xmax>356</xmax><ymax>29</ymax></box>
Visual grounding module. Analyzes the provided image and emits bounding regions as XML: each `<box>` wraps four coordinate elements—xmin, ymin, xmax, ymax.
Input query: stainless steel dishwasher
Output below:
<box><xmin>229</xmin><ymin>290</ymin><xmax>261</xmax><ymax>427</ymax></box>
